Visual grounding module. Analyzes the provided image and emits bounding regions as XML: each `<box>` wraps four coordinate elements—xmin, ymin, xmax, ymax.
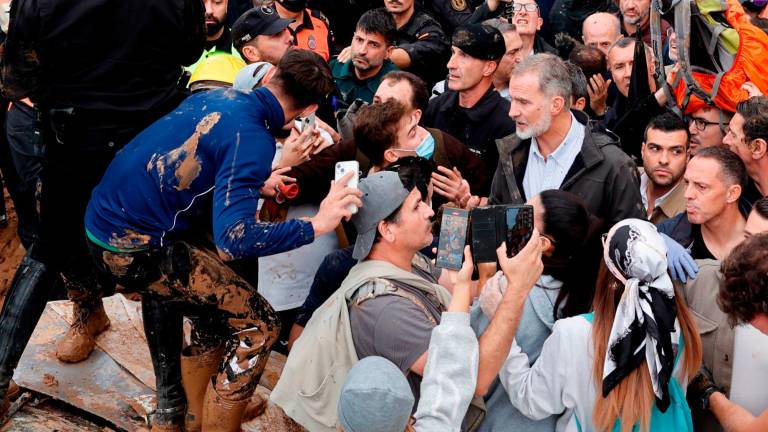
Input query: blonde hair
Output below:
<box><xmin>590</xmin><ymin>263</ymin><xmax>702</xmax><ymax>432</ymax></box>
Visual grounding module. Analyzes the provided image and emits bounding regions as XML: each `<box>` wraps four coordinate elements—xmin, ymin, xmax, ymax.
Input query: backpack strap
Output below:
<box><xmin>351</xmin><ymin>278</ymin><xmax>439</xmax><ymax>325</ymax></box>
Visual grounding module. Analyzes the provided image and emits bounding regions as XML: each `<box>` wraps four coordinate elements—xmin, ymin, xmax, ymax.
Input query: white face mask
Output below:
<box><xmin>0</xmin><ymin>2</ymin><xmax>11</xmax><ymax>34</ymax></box>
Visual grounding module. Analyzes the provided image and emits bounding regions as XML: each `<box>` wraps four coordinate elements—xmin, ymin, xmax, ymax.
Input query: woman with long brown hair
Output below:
<box><xmin>499</xmin><ymin>219</ymin><xmax>702</xmax><ymax>431</ymax></box>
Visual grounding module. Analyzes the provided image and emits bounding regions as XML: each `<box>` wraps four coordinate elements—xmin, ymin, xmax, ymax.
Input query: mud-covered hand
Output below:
<box><xmin>311</xmin><ymin>171</ymin><xmax>363</xmax><ymax>237</ymax></box>
<box><xmin>661</xmin><ymin>233</ymin><xmax>698</xmax><ymax>282</ymax></box>
<box><xmin>688</xmin><ymin>365</ymin><xmax>721</xmax><ymax>411</ymax></box>
<box><xmin>259</xmin><ymin>167</ymin><xmax>296</xmax><ymax>198</ymax></box>
<box><xmin>497</xmin><ymin>230</ymin><xmax>543</xmax><ymax>297</ymax></box>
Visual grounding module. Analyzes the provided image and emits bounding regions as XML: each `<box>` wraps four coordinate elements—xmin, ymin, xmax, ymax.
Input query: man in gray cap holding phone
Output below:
<box><xmin>273</xmin><ymin>170</ymin><xmax>545</xmax><ymax>431</ymax></box>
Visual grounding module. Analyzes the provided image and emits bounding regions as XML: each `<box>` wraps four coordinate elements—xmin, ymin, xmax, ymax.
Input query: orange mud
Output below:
<box><xmin>41</xmin><ymin>374</ymin><xmax>58</xmax><ymax>388</ymax></box>
<box><xmin>0</xmin><ymin>190</ymin><xmax>26</xmax><ymax>309</ymax></box>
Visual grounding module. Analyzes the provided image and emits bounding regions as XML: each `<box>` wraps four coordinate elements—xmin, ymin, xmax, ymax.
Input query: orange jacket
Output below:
<box><xmin>674</xmin><ymin>0</ymin><xmax>768</xmax><ymax>114</ymax></box>
<box><xmin>291</xmin><ymin>9</ymin><xmax>332</xmax><ymax>61</ymax></box>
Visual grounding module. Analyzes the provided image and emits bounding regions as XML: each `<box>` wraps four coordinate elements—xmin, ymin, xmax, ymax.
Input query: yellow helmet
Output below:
<box><xmin>188</xmin><ymin>53</ymin><xmax>247</xmax><ymax>88</ymax></box>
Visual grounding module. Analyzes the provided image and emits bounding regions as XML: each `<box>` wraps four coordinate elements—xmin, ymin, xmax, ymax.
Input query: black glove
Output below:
<box><xmin>688</xmin><ymin>365</ymin><xmax>722</xmax><ymax>411</ymax></box>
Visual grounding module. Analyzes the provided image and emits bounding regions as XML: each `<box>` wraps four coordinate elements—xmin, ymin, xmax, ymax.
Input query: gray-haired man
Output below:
<box><xmin>489</xmin><ymin>53</ymin><xmax>645</xmax><ymax>228</ymax></box>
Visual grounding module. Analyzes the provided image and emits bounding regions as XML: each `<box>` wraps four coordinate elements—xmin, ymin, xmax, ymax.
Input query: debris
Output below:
<box><xmin>0</xmin><ymin>391</ymin><xmax>33</xmax><ymax>427</ymax></box>
<box><xmin>42</xmin><ymin>374</ymin><xmax>58</xmax><ymax>388</ymax></box>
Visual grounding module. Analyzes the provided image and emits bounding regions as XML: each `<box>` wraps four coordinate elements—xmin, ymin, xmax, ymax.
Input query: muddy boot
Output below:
<box><xmin>0</xmin><ymin>380</ymin><xmax>18</xmax><ymax>415</ymax></box>
<box><xmin>201</xmin><ymin>383</ymin><xmax>250</xmax><ymax>432</ymax></box>
<box><xmin>181</xmin><ymin>346</ymin><xmax>225</xmax><ymax>432</ymax></box>
<box><xmin>55</xmin><ymin>301</ymin><xmax>111</xmax><ymax>363</ymax></box>
<box><xmin>150</xmin><ymin>423</ymin><xmax>182</xmax><ymax>432</ymax></box>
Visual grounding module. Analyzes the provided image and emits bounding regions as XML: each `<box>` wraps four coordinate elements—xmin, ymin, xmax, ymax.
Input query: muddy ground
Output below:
<box><xmin>0</xmin><ymin>190</ymin><xmax>25</xmax><ymax>310</ymax></box>
<box><xmin>0</xmin><ymin>192</ymin><xmax>113</xmax><ymax>430</ymax></box>
<box><xmin>0</xmin><ymin>191</ymin><xmax>304</xmax><ymax>432</ymax></box>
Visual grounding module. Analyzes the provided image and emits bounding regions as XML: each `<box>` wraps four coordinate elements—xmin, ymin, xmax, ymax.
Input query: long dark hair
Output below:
<box><xmin>537</xmin><ymin>190</ymin><xmax>603</xmax><ymax>319</ymax></box>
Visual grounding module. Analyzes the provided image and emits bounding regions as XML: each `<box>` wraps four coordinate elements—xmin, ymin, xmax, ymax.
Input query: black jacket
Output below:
<box><xmin>2</xmin><ymin>0</ymin><xmax>205</xmax><ymax>111</ymax></box>
<box><xmin>425</xmin><ymin>0</ymin><xmax>496</xmax><ymax>34</ymax></box>
<box><xmin>533</xmin><ymin>34</ymin><xmax>558</xmax><ymax>55</ymax></box>
<box><xmin>423</xmin><ymin>86</ymin><xmax>516</xmax><ymax>171</ymax></box>
<box><xmin>489</xmin><ymin>110</ymin><xmax>645</xmax><ymax>229</ymax></box>
<box><xmin>394</xmin><ymin>11</ymin><xmax>450</xmax><ymax>86</ymax></box>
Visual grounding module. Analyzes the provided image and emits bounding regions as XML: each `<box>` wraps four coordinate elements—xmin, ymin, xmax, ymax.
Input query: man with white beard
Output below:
<box><xmin>488</xmin><ymin>53</ymin><xmax>645</xmax><ymax>228</ymax></box>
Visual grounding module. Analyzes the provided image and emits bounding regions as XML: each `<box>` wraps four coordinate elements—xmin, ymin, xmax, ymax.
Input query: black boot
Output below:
<box><xmin>0</xmin><ymin>254</ymin><xmax>57</xmax><ymax>404</ymax></box>
<box><xmin>141</xmin><ymin>295</ymin><xmax>186</xmax><ymax>428</ymax></box>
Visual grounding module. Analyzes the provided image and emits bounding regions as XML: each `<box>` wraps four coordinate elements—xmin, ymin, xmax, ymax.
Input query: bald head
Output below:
<box><xmin>582</xmin><ymin>12</ymin><xmax>622</xmax><ymax>56</ymax></box>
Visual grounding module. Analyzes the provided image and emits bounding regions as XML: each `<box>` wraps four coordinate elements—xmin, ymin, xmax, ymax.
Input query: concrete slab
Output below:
<box><xmin>13</xmin><ymin>303</ymin><xmax>153</xmax><ymax>431</ymax></box>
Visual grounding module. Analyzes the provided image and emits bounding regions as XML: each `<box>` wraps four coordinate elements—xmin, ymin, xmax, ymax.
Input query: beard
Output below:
<box><xmin>648</xmin><ymin>168</ymin><xmax>683</xmax><ymax>188</ymax></box>
<box><xmin>206</xmin><ymin>17</ymin><xmax>224</xmax><ymax>37</ymax></box>
<box><xmin>352</xmin><ymin>55</ymin><xmax>382</xmax><ymax>73</ymax></box>
<box><xmin>515</xmin><ymin>111</ymin><xmax>552</xmax><ymax>140</ymax></box>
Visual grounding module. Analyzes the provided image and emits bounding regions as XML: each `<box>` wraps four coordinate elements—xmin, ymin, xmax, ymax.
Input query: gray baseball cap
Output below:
<box><xmin>351</xmin><ymin>171</ymin><xmax>410</xmax><ymax>261</ymax></box>
<box><xmin>338</xmin><ymin>356</ymin><xmax>415</xmax><ymax>432</ymax></box>
<box><xmin>233</xmin><ymin>62</ymin><xmax>274</xmax><ymax>91</ymax></box>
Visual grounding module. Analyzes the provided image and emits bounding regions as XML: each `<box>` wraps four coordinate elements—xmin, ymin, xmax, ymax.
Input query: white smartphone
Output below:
<box><xmin>299</xmin><ymin>112</ymin><xmax>316</xmax><ymax>133</ymax></box>
<box><xmin>335</xmin><ymin>160</ymin><xmax>360</xmax><ymax>215</ymax></box>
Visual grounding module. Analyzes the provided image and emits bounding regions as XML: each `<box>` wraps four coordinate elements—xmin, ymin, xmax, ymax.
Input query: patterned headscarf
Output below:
<box><xmin>601</xmin><ymin>219</ymin><xmax>680</xmax><ymax>412</ymax></box>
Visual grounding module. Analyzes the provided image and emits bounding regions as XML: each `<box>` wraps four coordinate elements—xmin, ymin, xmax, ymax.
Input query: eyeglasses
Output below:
<box><xmin>687</xmin><ymin>117</ymin><xmax>720</xmax><ymax>131</ymax></box>
<box><xmin>512</xmin><ymin>3</ymin><xmax>539</xmax><ymax>12</ymax></box>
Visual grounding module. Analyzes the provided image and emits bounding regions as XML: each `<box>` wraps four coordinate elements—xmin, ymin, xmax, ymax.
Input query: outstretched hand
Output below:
<box><xmin>311</xmin><ymin>171</ymin><xmax>362</xmax><ymax>237</ymax></box>
<box><xmin>496</xmin><ymin>229</ymin><xmax>543</xmax><ymax>297</ymax></box>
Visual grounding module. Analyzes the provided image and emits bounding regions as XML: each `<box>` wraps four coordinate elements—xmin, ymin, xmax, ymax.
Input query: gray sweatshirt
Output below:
<box><xmin>413</xmin><ymin>311</ymin><xmax>479</xmax><ymax>431</ymax></box>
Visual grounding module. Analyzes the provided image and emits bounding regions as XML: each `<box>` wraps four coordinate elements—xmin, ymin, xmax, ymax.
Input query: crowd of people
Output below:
<box><xmin>0</xmin><ymin>0</ymin><xmax>766</xmax><ymax>431</ymax></box>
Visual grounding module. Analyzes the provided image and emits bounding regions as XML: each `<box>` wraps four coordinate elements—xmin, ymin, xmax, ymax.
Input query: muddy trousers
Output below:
<box><xmin>90</xmin><ymin>240</ymin><xmax>281</xmax><ymax>410</ymax></box>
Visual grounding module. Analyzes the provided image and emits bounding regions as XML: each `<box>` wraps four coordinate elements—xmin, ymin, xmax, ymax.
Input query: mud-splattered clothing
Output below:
<box><xmin>88</xmin><ymin>240</ymin><xmax>280</xmax><ymax>402</ymax></box>
<box><xmin>85</xmin><ymin>87</ymin><xmax>314</xmax><ymax>260</ymax></box>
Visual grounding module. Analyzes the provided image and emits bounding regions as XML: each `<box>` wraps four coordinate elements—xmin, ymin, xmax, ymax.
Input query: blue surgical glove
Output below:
<box><xmin>661</xmin><ymin>233</ymin><xmax>698</xmax><ymax>282</ymax></box>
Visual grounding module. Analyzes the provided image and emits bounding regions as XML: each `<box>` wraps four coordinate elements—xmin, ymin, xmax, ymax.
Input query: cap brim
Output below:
<box><xmin>261</xmin><ymin>18</ymin><xmax>293</xmax><ymax>36</ymax></box>
<box><xmin>352</xmin><ymin>228</ymin><xmax>376</xmax><ymax>261</ymax></box>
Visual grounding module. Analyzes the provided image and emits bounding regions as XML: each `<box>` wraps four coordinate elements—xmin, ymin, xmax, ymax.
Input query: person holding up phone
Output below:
<box><xmin>273</xmin><ymin>170</ymin><xmax>545</xmax><ymax>431</ymax></box>
<box><xmin>470</xmin><ymin>189</ymin><xmax>603</xmax><ymax>432</ymax></box>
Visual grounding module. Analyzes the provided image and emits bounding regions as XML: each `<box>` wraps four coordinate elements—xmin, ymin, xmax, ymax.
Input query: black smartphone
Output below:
<box><xmin>505</xmin><ymin>205</ymin><xmax>534</xmax><ymax>258</ymax></box>
<box><xmin>470</xmin><ymin>206</ymin><xmax>506</xmax><ymax>263</ymax></box>
<box><xmin>436</xmin><ymin>208</ymin><xmax>469</xmax><ymax>270</ymax></box>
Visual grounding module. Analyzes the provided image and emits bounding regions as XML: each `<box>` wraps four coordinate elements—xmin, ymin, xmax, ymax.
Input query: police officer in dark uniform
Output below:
<box><xmin>423</xmin><ymin>23</ymin><xmax>516</xmax><ymax>171</ymax></box>
<box><xmin>0</xmin><ymin>0</ymin><xmax>205</xmax><ymax>427</ymax></box>
<box><xmin>426</xmin><ymin>0</ymin><xmax>506</xmax><ymax>34</ymax></box>
<box><xmin>385</xmin><ymin>0</ymin><xmax>451</xmax><ymax>87</ymax></box>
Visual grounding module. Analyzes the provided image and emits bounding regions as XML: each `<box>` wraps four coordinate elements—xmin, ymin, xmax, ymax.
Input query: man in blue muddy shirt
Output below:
<box><xmin>83</xmin><ymin>50</ymin><xmax>360</xmax><ymax>431</ymax></box>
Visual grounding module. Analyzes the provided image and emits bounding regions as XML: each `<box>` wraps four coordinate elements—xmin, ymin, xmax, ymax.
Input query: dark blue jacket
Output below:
<box><xmin>85</xmin><ymin>87</ymin><xmax>314</xmax><ymax>259</ymax></box>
